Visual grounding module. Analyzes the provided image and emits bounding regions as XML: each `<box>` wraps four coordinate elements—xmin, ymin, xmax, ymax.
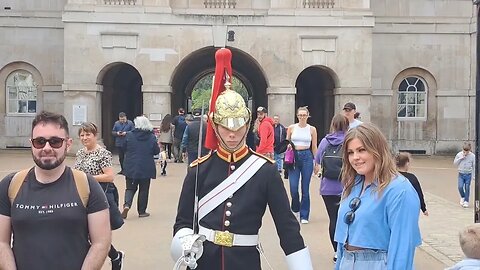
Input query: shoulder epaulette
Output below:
<box><xmin>251</xmin><ymin>151</ymin><xmax>275</xmax><ymax>164</ymax></box>
<box><xmin>189</xmin><ymin>153</ymin><xmax>212</xmax><ymax>168</ymax></box>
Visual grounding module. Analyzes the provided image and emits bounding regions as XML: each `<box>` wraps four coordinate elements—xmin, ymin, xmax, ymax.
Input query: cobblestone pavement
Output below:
<box><xmin>419</xmin><ymin>192</ymin><xmax>473</xmax><ymax>266</ymax></box>
<box><xmin>412</xmin><ymin>155</ymin><xmax>476</xmax><ymax>268</ymax></box>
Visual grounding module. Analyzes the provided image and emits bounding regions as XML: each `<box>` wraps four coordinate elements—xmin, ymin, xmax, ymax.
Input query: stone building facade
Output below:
<box><xmin>0</xmin><ymin>0</ymin><xmax>476</xmax><ymax>154</ymax></box>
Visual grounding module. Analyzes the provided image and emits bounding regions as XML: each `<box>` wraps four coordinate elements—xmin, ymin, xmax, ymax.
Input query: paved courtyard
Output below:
<box><xmin>0</xmin><ymin>150</ymin><xmax>475</xmax><ymax>269</ymax></box>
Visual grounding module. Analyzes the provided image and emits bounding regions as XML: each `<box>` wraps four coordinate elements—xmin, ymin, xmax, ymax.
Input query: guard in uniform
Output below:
<box><xmin>171</xmin><ymin>49</ymin><xmax>313</xmax><ymax>269</ymax></box>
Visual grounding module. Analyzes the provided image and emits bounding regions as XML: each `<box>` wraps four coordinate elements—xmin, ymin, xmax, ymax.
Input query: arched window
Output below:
<box><xmin>397</xmin><ymin>76</ymin><xmax>426</xmax><ymax>119</ymax></box>
<box><xmin>6</xmin><ymin>70</ymin><xmax>37</xmax><ymax>114</ymax></box>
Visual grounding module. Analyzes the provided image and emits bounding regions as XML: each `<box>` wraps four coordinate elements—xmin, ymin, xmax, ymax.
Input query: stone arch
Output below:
<box><xmin>170</xmin><ymin>46</ymin><xmax>268</xmax><ymax>114</ymax></box>
<box><xmin>391</xmin><ymin>67</ymin><xmax>437</xmax><ymax>154</ymax></box>
<box><xmin>295</xmin><ymin>65</ymin><xmax>338</xmax><ymax>141</ymax></box>
<box><xmin>97</xmin><ymin>62</ymin><xmax>143</xmax><ymax>150</ymax></box>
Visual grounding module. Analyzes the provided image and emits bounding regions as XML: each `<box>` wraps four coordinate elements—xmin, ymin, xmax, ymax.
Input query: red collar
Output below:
<box><xmin>216</xmin><ymin>145</ymin><xmax>249</xmax><ymax>162</ymax></box>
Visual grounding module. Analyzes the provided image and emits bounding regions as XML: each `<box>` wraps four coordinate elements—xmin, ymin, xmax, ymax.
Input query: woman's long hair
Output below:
<box><xmin>340</xmin><ymin>123</ymin><xmax>397</xmax><ymax>199</ymax></box>
<box><xmin>160</xmin><ymin>114</ymin><xmax>172</xmax><ymax>132</ymax></box>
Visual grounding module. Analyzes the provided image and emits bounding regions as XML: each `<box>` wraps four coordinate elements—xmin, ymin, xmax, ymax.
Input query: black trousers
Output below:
<box><xmin>161</xmin><ymin>160</ymin><xmax>167</xmax><ymax>175</ymax></box>
<box><xmin>321</xmin><ymin>195</ymin><xmax>341</xmax><ymax>252</ymax></box>
<box><xmin>117</xmin><ymin>147</ymin><xmax>125</xmax><ymax>171</ymax></box>
<box><xmin>124</xmin><ymin>178</ymin><xmax>151</xmax><ymax>214</ymax></box>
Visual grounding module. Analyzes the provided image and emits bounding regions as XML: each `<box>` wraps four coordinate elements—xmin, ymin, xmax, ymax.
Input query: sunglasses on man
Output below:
<box><xmin>31</xmin><ymin>137</ymin><xmax>67</xmax><ymax>149</ymax></box>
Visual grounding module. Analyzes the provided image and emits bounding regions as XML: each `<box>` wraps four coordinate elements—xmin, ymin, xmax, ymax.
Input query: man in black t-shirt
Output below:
<box><xmin>0</xmin><ymin>111</ymin><xmax>110</xmax><ymax>270</ymax></box>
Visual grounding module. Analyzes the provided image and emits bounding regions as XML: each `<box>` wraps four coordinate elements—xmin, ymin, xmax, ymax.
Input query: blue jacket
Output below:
<box><xmin>335</xmin><ymin>174</ymin><xmax>421</xmax><ymax>270</ymax></box>
<box><xmin>273</xmin><ymin>124</ymin><xmax>286</xmax><ymax>152</ymax></box>
<box><xmin>172</xmin><ymin>115</ymin><xmax>187</xmax><ymax>139</ymax></box>
<box><xmin>122</xmin><ymin>129</ymin><xmax>160</xmax><ymax>180</ymax></box>
<box><xmin>112</xmin><ymin>120</ymin><xmax>135</xmax><ymax>147</ymax></box>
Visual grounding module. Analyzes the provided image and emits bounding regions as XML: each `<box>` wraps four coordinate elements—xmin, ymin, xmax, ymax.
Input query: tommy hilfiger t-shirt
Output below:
<box><xmin>0</xmin><ymin>167</ymin><xmax>108</xmax><ymax>270</ymax></box>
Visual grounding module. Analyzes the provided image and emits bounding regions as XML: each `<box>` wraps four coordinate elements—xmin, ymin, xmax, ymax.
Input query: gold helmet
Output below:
<box><xmin>211</xmin><ymin>84</ymin><xmax>251</xmax><ymax>131</ymax></box>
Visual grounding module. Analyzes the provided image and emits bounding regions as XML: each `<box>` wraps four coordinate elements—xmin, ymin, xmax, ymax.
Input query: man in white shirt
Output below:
<box><xmin>342</xmin><ymin>102</ymin><xmax>363</xmax><ymax>129</ymax></box>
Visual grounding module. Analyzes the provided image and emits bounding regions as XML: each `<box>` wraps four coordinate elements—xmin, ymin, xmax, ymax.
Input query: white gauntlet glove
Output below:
<box><xmin>286</xmin><ymin>247</ymin><xmax>313</xmax><ymax>270</ymax></box>
<box><xmin>172</xmin><ymin>228</ymin><xmax>206</xmax><ymax>270</ymax></box>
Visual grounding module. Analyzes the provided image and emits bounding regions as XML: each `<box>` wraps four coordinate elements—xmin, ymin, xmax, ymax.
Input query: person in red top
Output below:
<box><xmin>255</xmin><ymin>106</ymin><xmax>274</xmax><ymax>158</ymax></box>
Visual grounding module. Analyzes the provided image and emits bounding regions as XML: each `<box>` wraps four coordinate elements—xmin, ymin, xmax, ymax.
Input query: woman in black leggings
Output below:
<box><xmin>314</xmin><ymin>114</ymin><xmax>349</xmax><ymax>262</ymax></box>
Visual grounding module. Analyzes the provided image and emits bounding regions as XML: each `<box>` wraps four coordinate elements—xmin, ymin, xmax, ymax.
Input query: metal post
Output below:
<box><xmin>474</xmin><ymin>0</ymin><xmax>480</xmax><ymax>223</ymax></box>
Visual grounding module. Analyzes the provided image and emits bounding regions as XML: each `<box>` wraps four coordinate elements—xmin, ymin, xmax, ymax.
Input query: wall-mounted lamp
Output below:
<box><xmin>227</xmin><ymin>30</ymin><xmax>235</xmax><ymax>42</ymax></box>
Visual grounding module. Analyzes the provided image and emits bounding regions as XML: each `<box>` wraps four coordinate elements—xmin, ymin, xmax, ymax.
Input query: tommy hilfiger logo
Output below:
<box><xmin>15</xmin><ymin>202</ymin><xmax>80</xmax><ymax>214</ymax></box>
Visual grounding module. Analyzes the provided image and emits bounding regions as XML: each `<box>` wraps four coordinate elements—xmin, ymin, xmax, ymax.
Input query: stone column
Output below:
<box><xmin>63</xmin><ymin>83</ymin><xmax>102</xmax><ymax>152</ymax></box>
<box><xmin>142</xmin><ymin>85</ymin><xmax>172</xmax><ymax>127</ymax></box>
<box><xmin>267</xmin><ymin>87</ymin><xmax>296</xmax><ymax>126</ymax></box>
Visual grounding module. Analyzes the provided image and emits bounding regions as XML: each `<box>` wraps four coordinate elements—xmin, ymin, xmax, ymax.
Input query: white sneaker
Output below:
<box><xmin>300</xmin><ymin>219</ymin><xmax>309</xmax><ymax>224</ymax></box>
<box><xmin>463</xmin><ymin>202</ymin><xmax>469</xmax><ymax>208</ymax></box>
<box><xmin>460</xmin><ymin>198</ymin><xmax>465</xmax><ymax>206</ymax></box>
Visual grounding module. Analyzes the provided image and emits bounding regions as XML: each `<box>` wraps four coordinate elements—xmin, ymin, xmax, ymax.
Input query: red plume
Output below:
<box><xmin>204</xmin><ymin>48</ymin><xmax>233</xmax><ymax>150</ymax></box>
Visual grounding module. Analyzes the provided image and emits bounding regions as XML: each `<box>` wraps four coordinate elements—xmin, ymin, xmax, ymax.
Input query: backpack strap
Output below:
<box><xmin>72</xmin><ymin>169</ymin><xmax>90</xmax><ymax>208</ymax></box>
<box><xmin>8</xmin><ymin>168</ymin><xmax>31</xmax><ymax>205</ymax></box>
<box><xmin>8</xmin><ymin>168</ymin><xmax>90</xmax><ymax>208</ymax></box>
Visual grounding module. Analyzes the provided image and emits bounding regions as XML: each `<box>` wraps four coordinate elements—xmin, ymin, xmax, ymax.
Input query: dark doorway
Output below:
<box><xmin>295</xmin><ymin>66</ymin><xmax>336</xmax><ymax>143</ymax></box>
<box><xmin>170</xmin><ymin>47</ymin><xmax>267</xmax><ymax>115</ymax></box>
<box><xmin>99</xmin><ymin>63</ymin><xmax>143</xmax><ymax>151</ymax></box>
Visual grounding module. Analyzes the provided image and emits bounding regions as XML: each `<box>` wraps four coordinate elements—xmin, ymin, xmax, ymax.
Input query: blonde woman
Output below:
<box><xmin>334</xmin><ymin>123</ymin><xmax>421</xmax><ymax>270</ymax></box>
<box><xmin>286</xmin><ymin>106</ymin><xmax>317</xmax><ymax>224</ymax></box>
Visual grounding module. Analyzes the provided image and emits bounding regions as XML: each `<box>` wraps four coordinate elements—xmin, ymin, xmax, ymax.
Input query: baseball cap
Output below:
<box><xmin>343</xmin><ymin>102</ymin><xmax>356</xmax><ymax>111</ymax></box>
<box><xmin>257</xmin><ymin>106</ymin><xmax>267</xmax><ymax>113</ymax></box>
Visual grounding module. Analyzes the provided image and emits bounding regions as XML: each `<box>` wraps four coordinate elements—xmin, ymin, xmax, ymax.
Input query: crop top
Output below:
<box><xmin>290</xmin><ymin>124</ymin><xmax>312</xmax><ymax>147</ymax></box>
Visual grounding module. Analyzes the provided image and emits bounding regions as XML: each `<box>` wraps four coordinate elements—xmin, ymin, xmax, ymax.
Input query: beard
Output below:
<box><xmin>32</xmin><ymin>149</ymin><xmax>67</xmax><ymax>170</ymax></box>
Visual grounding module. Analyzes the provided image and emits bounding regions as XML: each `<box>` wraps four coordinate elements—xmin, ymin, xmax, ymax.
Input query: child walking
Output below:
<box><xmin>453</xmin><ymin>142</ymin><xmax>475</xmax><ymax>208</ymax></box>
<box><xmin>159</xmin><ymin>145</ymin><xmax>168</xmax><ymax>176</ymax></box>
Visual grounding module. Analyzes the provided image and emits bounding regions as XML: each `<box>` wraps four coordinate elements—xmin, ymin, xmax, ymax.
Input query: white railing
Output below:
<box><xmin>303</xmin><ymin>0</ymin><xmax>335</xmax><ymax>8</ymax></box>
<box><xmin>204</xmin><ymin>0</ymin><xmax>236</xmax><ymax>8</ymax></box>
<box><xmin>104</xmin><ymin>0</ymin><xmax>137</xmax><ymax>5</ymax></box>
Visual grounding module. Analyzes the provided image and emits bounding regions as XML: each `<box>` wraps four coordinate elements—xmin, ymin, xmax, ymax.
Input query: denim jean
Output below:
<box><xmin>458</xmin><ymin>173</ymin><xmax>472</xmax><ymax>202</ymax></box>
<box><xmin>172</xmin><ymin>138</ymin><xmax>182</xmax><ymax>162</ymax></box>
<box><xmin>338</xmin><ymin>249</ymin><xmax>387</xmax><ymax>270</ymax></box>
<box><xmin>288</xmin><ymin>149</ymin><xmax>313</xmax><ymax>220</ymax></box>
<box><xmin>124</xmin><ymin>178</ymin><xmax>151</xmax><ymax>214</ymax></box>
<box><xmin>274</xmin><ymin>152</ymin><xmax>284</xmax><ymax>172</ymax></box>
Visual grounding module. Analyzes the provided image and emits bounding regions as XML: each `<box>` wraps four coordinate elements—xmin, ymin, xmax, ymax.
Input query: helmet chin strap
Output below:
<box><xmin>213</xmin><ymin>124</ymin><xmax>249</xmax><ymax>153</ymax></box>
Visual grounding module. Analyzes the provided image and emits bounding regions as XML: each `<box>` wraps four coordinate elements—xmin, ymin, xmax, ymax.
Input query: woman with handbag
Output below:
<box><xmin>74</xmin><ymin>122</ymin><xmax>125</xmax><ymax>270</ymax></box>
<box><xmin>286</xmin><ymin>106</ymin><xmax>318</xmax><ymax>224</ymax></box>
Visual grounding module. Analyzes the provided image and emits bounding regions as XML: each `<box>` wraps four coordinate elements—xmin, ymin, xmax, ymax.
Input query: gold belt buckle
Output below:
<box><xmin>213</xmin><ymin>230</ymin><xmax>234</xmax><ymax>247</ymax></box>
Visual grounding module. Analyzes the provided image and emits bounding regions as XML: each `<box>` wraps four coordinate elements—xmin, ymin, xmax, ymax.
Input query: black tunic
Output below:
<box><xmin>173</xmin><ymin>146</ymin><xmax>306</xmax><ymax>270</ymax></box>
